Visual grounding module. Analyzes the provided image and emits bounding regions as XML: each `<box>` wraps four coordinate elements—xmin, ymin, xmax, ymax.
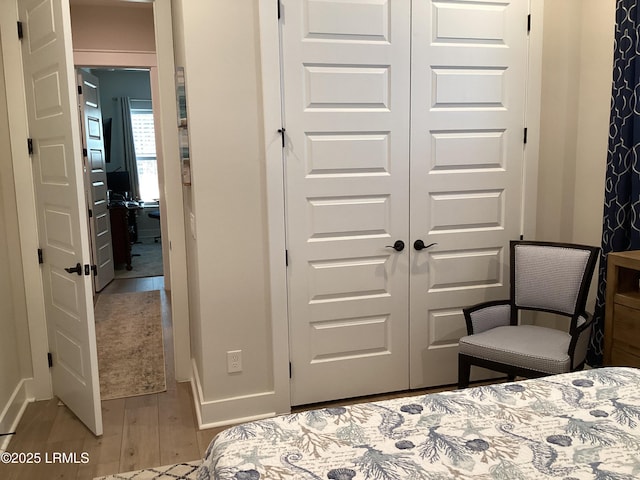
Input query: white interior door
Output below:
<box><xmin>282</xmin><ymin>0</ymin><xmax>412</xmax><ymax>406</ymax></box>
<box><xmin>78</xmin><ymin>69</ymin><xmax>115</xmax><ymax>293</ymax></box>
<box><xmin>19</xmin><ymin>0</ymin><xmax>103</xmax><ymax>435</ymax></box>
<box><xmin>409</xmin><ymin>0</ymin><xmax>529</xmax><ymax>388</ymax></box>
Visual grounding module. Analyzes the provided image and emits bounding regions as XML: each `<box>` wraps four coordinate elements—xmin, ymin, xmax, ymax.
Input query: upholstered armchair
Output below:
<box><xmin>458</xmin><ymin>240</ymin><xmax>600</xmax><ymax>388</ymax></box>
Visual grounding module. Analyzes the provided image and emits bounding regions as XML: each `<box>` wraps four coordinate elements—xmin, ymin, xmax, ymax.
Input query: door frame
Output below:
<box><xmin>257</xmin><ymin>0</ymin><xmax>544</xmax><ymax>409</ymax></box>
<box><xmin>0</xmin><ymin>0</ymin><xmax>190</xmax><ymax>402</ymax></box>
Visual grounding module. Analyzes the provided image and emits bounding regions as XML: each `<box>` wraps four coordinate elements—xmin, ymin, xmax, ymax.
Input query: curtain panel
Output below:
<box><xmin>589</xmin><ymin>0</ymin><xmax>640</xmax><ymax>365</ymax></box>
<box><xmin>119</xmin><ymin>97</ymin><xmax>141</xmax><ymax>201</ymax></box>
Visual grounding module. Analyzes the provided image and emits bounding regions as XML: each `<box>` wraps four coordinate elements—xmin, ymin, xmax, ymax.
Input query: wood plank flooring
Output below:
<box><xmin>1</xmin><ymin>277</ymin><xmax>228</xmax><ymax>480</ymax></box>
<box><xmin>1</xmin><ymin>275</ymin><xmax>483</xmax><ymax>479</ymax></box>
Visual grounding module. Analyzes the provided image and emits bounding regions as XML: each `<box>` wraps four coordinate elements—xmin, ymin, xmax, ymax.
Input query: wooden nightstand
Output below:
<box><xmin>604</xmin><ymin>250</ymin><xmax>640</xmax><ymax>367</ymax></box>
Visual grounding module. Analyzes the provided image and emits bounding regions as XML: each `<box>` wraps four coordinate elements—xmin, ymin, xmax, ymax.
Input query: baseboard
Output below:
<box><xmin>190</xmin><ymin>359</ymin><xmax>278</xmax><ymax>429</ymax></box>
<box><xmin>0</xmin><ymin>379</ymin><xmax>31</xmax><ymax>451</ymax></box>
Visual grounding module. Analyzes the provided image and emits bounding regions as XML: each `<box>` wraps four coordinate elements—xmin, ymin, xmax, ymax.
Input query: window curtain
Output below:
<box><xmin>588</xmin><ymin>0</ymin><xmax>640</xmax><ymax>366</ymax></box>
<box><xmin>119</xmin><ymin>97</ymin><xmax>140</xmax><ymax>200</ymax></box>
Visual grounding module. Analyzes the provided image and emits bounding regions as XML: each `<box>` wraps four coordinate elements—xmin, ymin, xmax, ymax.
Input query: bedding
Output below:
<box><xmin>197</xmin><ymin>367</ymin><xmax>640</xmax><ymax>479</ymax></box>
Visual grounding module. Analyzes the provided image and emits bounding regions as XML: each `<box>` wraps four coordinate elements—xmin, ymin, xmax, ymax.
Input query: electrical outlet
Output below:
<box><xmin>227</xmin><ymin>350</ymin><xmax>242</xmax><ymax>373</ymax></box>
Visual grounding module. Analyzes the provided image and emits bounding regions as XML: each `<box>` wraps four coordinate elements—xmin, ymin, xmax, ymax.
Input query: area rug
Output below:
<box><xmin>115</xmin><ymin>241</ymin><xmax>164</xmax><ymax>279</ymax></box>
<box><xmin>94</xmin><ymin>461</ymin><xmax>201</xmax><ymax>479</ymax></box>
<box><xmin>95</xmin><ymin>290</ymin><xmax>166</xmax><ymax>400</ymax></box>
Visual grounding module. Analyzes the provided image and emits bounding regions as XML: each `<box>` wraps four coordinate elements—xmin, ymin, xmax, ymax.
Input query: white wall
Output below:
<box><xmin>537</xmin><ymin>0</ymin><xmax>615</xmax><ymax>309</ymax></box>
<box><xmin>172</xmin><ymin>0</ymin><xmax>277</xmax><ymax>425</ymax></box>
<box><xmin>70</xmin><ymin>3</ymin><xmax>155</xmax><ymax>53</ymax></box>
<box><xmin>170</xmin><ymin>0</ymin><xmax>203</xmax><ymax>388</ymax></box>
<box><xmin>537</xmin><ymin>0</ymin><xmax>614</xmax><ymax>246</ymax></box>
<box><xmin>573</xmin><ymin>1</ymin><xmax>615</xmax><ymax>246</ymax></box>
<box><xmin>0</xmin><ymin>34</ymin><xmax>32</xmax><ymax>445</ymax></box>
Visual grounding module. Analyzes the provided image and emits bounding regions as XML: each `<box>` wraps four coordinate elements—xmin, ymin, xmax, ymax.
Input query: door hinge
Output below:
<box><xmin>278</xmin><ymin>128</ymin><xmax>286</xmax><ymax>148</ymax></box>
<box><xmin>37</xmin><ymin>248</ymin><xmax>43</xmax><ymax>264</ymax></box>
<box><xmin>285</xmin><ymin>249</ymin><xmax>289</xmax><ymax>266</ymax></box>
<box><xmin>27</xmin><ymin>138</ymin><xmax>33</xmax><ymax>155</ymax></box>
<box><xmin>77</xmin><ymin>85</ymin><xmax>83</xmax><ymax>95</ymax></box>
<box><xmin>527</xmin><ymin>14</ymin><xmax>531</xmax><ymax>33</ymax></box>
<box><xmin>83</xmin><ymin>148</ymin><xmax>88</xmax><ymax>157</ymax></box>
<box><xmin>88</xmin><ymin>208</ymin><xmax>93</xmax><ymax>218</ymax></box>
<box><xmin>523</xmin><ymin>127</ymin><xmax>528</xmax><ymax>144</ymax></box>
<box><xmin>47</xmin><ymin>352</ymin><xmax>53</xmax><ymax>368</ymax></box>
<box><xmin>277</xmin><ymin>0</ymin><xmax>281</xmax><ymax>19</ymax></box>
<box><xmin>520</xmin><ymin>234</ymin><xmax>524</xmax><ymax>241</ymax></box>
<box><xmin>92</xmin><ymin>265</ymin><xmax>97</xmax><ymax>276</ymax></box>
<box><xmin>289</xmin><ymin>362</ymin><xmax>292</xmax><ymax>378</ymax></box>
<box><xmin>17</xmin><ymin>21</ymin><xmax>23</xmax><ymax>40</ymax></box>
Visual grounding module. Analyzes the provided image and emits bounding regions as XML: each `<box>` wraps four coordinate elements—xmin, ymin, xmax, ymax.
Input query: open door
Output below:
<box><xmin>78</xmin><ymin>69</ymin><xmax>115</xmax><ymax>292</ymax></box>
<box><xmin>18</xmin><ymin>0</ymin><xmax>103</xmax><ymax>435</ymax></box>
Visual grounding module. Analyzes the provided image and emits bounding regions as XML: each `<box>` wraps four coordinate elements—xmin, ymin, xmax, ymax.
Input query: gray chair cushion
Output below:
<box><xmin>459</xmin><ymin>325</ymin><xmax>571</xmax><ymax>374</ymax></box>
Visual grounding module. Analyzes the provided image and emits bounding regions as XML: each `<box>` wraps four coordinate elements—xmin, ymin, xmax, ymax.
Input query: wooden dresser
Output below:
<box><xmin>604</xmin><ymin>250</ymin><xmax>640</xmax><ymax>367</ymax></box>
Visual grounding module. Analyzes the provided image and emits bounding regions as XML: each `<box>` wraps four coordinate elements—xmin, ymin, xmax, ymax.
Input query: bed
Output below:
<box><xmin>197</xmin><ymin>367</ymin><xmax>640</xmax><ymax>479</ymax></box>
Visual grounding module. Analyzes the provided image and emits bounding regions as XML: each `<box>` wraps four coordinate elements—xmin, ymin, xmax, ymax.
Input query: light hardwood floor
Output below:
<box><xmin>1</xmin><ymin>277</ymin><xmax>227</xmax><ymax>480</ymax></box>
<box><xmin>1</xmin><ymin>276</ymin><xmax>480</xmax><ymax>480</ymax></box>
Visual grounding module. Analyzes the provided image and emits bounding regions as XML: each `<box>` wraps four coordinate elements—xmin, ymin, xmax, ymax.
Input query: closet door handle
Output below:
<box><xmin>414</xmin><ymin>240</ymin><xmax>437</xmax><ymax>251</ymax></box>
<box><xmin>385</xmin><ymin>240</ymin><xmax>405</xmax><ymax>252</ymax></box>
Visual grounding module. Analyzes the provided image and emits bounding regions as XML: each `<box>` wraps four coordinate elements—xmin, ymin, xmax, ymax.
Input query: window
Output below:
<box><xmin>130</xmin><ymin>101</ymin><xmax>159</xmax><ymax>202</ymax></box>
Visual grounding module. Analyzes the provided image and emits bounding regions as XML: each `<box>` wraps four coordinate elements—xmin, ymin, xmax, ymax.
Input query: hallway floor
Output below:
<box><xmin>1</xmin><ymin>277</ymin><xmax>224</xmax><ymax>480</ymax></box>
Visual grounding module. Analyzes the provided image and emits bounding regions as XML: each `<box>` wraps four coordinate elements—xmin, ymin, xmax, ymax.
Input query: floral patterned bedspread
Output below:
<box><xmin>197</xmin><ymin>367</ymin><xmax>640</xmax><ymax>480</ymax></box>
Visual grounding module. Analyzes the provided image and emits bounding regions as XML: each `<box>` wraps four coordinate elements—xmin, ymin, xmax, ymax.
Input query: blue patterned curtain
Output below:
<box><xmin>588</xmin><ymin>0</ymin><xmax>640</xmax><ymax>366</ymax></box>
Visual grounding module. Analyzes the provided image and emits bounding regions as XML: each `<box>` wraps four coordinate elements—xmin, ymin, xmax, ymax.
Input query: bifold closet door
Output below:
<box><xmin>282</xmin><ymin>0</ymin><xmax>529</xmax><ymax>405</ymax></box>
<box><xmin>409</xmin><ymin>0</ymin><xmax>528</xmax><ymax>388</ymax></box>
<box><xmin>282</xmin><ymin>0</ymin><xmax>412</xmax><ymax>406</ymax></box>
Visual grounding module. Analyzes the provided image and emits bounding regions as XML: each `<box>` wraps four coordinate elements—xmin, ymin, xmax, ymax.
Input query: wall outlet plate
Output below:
<box><xmin>227</xmin><ymin>350</ymin><xmax>242</xmax><ymax>373</ymax></box>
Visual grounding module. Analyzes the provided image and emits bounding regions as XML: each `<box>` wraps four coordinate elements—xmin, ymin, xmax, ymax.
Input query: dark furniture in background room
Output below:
<box><xmin>106</xmin><ymin>171</ymin><xmax>131</xmax><ymax>196</ymax></box>
<box><xmin>109</xmin><ymin>205</ymin><xmax>132</xmax><ymax>270</ymax></box>
<box><xmin>458</xmin><ymin>240</ymin><xmax>600</xmax><ymax>388</ymax></box>
<box><xmin>148</xmin><ymin>210</ymin><xmax>161</xmax><ymax>242</ymax></box>
<box><xmin>604</xmin><ymin>250</ymin><xmax>640</xmax><ymax>368</ymax></box>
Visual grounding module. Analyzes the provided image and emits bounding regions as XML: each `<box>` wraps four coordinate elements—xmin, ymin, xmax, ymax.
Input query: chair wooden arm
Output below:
<box><xmin>569</xmin><ymin>312</ymin><xmax>594</xmax><ymax>369</ymax></box>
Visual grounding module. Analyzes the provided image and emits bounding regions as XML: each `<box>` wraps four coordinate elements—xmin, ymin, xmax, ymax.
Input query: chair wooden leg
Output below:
<box><xmin>458</xmin><ymin>355</ymin><xmax>471</xmax><ymax>389</ymax></box>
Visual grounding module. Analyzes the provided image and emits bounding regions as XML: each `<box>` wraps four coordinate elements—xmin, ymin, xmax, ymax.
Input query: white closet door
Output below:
<box><xmin>409</xmin><ymin>0</ymin><xmax>529</xmax><ymax>388</ymax></box>
<box><xmin>282</xmin><ymin>0</ymin><xmax>412</xmax><ymax>406</ymax></box>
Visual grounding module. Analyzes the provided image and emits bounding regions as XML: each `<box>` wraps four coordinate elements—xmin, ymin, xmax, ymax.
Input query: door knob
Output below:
<box><xmin>385</xmin><ymin>240</ymin><xmax>405</xmax><ymax>252</ymax></box>
<box><xmin>414</xmin><ymin>240</ymin><xmax>437</xmax><ymax>251</ymax></box>
<box><xmin>64</xmin><ymin>263</ymin><xmax>82</xmax><ymax>275</ymax></box>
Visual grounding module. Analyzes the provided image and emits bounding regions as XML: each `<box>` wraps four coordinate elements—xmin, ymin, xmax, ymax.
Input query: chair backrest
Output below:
<box><xmin>510</xmin><ymin>241</ymin><xmax>599</xmax><ymax>326</ymax></box>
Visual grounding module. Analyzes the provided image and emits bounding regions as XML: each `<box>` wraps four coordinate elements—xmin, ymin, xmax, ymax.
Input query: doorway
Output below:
<box><xmin>79</xmin><ymin>66</ymin><xmax>169</xmax><ymax>400</ymax></box>
<box><xmin>73</xmin><ymin>0</ymin><xmax>177</xmax><ymax>410</ymax></box>
<box><xmin>70</xmin><ymin>0</ymin><xmax>178</xmax><ymax>410</ymax></box>
<box><xmin>1</xmin><ymin>0</ymin><xmax>189</xmax><ymax>434</ymax></box>
<box><xmin>70</xmin><ymin>2</ymin><xmax>170</xmax><ymax>404</ymax></box>
<box><xmin>88</xmin><ymin>68</ymin><xmax>164</xmax><ymax>281</ymax></box>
